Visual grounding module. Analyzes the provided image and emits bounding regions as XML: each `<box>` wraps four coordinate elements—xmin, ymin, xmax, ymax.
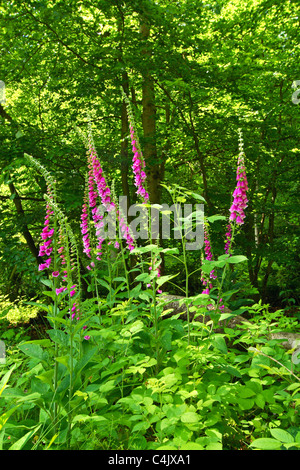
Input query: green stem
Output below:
<box><xmin>94</xmin><ymin>271</ymin><xmax>101</xmax><ymax>318</ymax></box>
<box><xmin>52</xmin><ymin>198</ymin><xmax>59</xmax><ymax>433</ymax></box>
<box><xmin>215</xmin><ymin>222</ymin><xmax>236</xmax><ymax>312</ymax></box>
<box><xmin>182</xmin><ymin>239</ymin><xmax>190</xmax><ymax>344</ymax></box>
<box><xmin>63</xmin><ymin>227</ymin><xmax>74</xmax><ymax>449</ymax></box>
<box><xmin>106</xmin><ymin>242</ymin><xmax>113</xmax><ymax>309</ymax></box>
<box><xmin>152</xmin><ymin>273</ymin><xmax>159</xmax><ymax>375</ymax></box>
<box><xmin>120</xmin><ymin>239</ymin><xmax>131</xmax><ymax>306</ymax></box>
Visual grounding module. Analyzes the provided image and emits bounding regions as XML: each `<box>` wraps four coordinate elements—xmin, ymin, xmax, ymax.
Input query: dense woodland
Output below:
<box><xmin>0</xmin><ymin>0</ymin><xmax>300</xmax><ymax>452</ymax></box>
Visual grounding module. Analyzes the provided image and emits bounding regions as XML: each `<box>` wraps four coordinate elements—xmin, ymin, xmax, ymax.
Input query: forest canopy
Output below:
<box><xmin>0</xmin><ymin>0</ymin><xmax>300</xmax><ymax>306</ymax></box>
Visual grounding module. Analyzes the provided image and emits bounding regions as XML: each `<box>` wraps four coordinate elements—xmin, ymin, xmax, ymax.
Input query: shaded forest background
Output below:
<box><xmin>0</xmin><ymin>0</ymin><xmax>299</xmax><ymax>310</ymax></box>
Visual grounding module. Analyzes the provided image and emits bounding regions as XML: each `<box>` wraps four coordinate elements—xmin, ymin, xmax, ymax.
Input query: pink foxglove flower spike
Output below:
<box><xmin>229</xmin><ymin>129</ymin><xmax>248</xmax><ymax>225</ymax></box>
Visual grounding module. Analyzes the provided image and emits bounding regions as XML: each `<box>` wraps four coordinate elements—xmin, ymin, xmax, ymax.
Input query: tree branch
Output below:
<box><xmin>8</xmin><ymin>182</ymin><xmax>42</xmax><ymax>264</ymax></box>
<box><xmin>21</xmin><ymin>4</ymin><xmax>102</xmax><ymax>70</ymax></box>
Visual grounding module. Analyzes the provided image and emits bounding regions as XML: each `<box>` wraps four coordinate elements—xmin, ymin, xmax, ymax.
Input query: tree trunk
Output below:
<box><xmin>8</xmin><ymin>181</ymin><xmax>42</xmax><ymax>264</ymax></box>
<box><xmin>120</xmin><ymin>71</ymin><xmax>131</xmax><ymax>206</ymax></box>
<box><xmin>140</xmin><ymin>15</ymin><xmax>162</xmax><ymax>204</ymax></box>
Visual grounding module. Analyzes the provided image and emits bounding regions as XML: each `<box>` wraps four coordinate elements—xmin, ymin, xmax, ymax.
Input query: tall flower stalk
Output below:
<box><xmin>79</xmin><ymin>120</ymin><xmax>137</xmax><ymax>310</ymax></box>
<box><xmin>121</xmin><ymin>88</ymin><xmax>149</xmax><ymax>204</ymax></box>
<box><xmin>25</xmin><ymin>154</ymin><xmax>63</xmax><ymax>433</ymax></box>
<box><xmin>224</xmin><ymin>223</ymin><xmax>232</xmax><ymax>254</ymax></box>
<box><xmin>229</xmin><ymin>129</ymin><xmax>248</xmax><ymax>225</ymax></box>
<box><xmin>84</xmin><ymin>121</ymin><xmax>135</xmax><ymax>258</ymax></box>
<box><xmin>43</xmin><ymin>194</ymin><xmax>85</xmax><ymax>447</ymax></box>
<box><xmin>200</xmin><ymin>129</ymin><xmax>249</xmax><ymax>316</ymax></box>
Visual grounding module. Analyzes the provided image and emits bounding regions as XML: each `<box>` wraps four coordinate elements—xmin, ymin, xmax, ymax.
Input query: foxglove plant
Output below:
<box><xmin>200</xmin><ymin>130</ymin><xmax>248</xmax><ymax>313</ymax></box>
<box><xmin>229</xmin><ymin>129</ymin><xmax>248</xmax><ymax>225</ymax></box>
<box><xmin>201</xmin><ymin>226</ymin><xmax>216</xmax><ymax>295</ymax></box>
<box><xmin>44</xmin><ymin>195</ymin><xmax>81</xmax><ymax>312</ymax></box>
<box><xmin>224</xmin><ymin>223</ymin><xmax>232</xmax><ymax>254</ymax></box>
<box><xmin>83</xmin><ymin>122</ymin><xmax>135</xmax><ymax>259</ymax></box>
<box><xmin>121</xmin><ymin>88</ymin><xmax>149</xmax><ymax>204</ymax></box>
<box><xmin>122</xmin><ymin>91</ymin><xmax>165</xmax><ymax>297</ymax></box>
<box><xmin>223</xmin><ymin>129</ymin><xmax>248</xmax><ymax>256</ymax></box>
<box><xmin>25</xmin><ymin>153</ymin><xmax>83</xmax><ymax>327</ymax></box>
<box><xmin>33</xmin><ymin>169</ymin><xmax>56</xmax><ymax>274</ymax></box>
<box><xmin>80</xmin><ymin>200</ymin><xmax>91</xmax><ymax>259</ymax></box>
<box><xmin>25</xmin><ymin>153</ymin><xmax>84</xmax><ymax>434</ymax></box>
<box><xmin>130</xmin><ymin>125</ymin><xmax>149</xmax><ymax>203</ymax></box>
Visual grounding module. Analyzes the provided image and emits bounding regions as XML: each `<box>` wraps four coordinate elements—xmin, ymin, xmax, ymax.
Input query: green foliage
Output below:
<box><xmin>0</xmin><ymin>295</ymin><xmax>39</xmax><ymax>325</ymax></box>
<box><xmin>1</xmin><ymin>300</ymin><xmax>299</xmax><ymax>450</ymax></box>
<box><xmin>0</xmin><ymin>0</ymin><xmax>299</xmax><ymax>452</ymax></box>
<box><xmin>0</xmin><ymin>231</ymin><xmax>299</xmax><ymax>450</ymax></box>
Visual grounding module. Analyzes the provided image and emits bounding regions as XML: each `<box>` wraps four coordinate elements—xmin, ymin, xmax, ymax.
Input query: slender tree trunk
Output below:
<box><xmin>117</xmin><ymin>7</ymin><xmax>131</xmax><ymax>205</ymax></box>
<box><xmin>8</xmin><ymin>181</ymin><xmax>41</xmax><ymax>264</ymax></box>
<box><xmin>120</xmin><ymin>71</ymin><xmax>131</xmax><ymax>205</ymax></box>
<box><xmin>187</xmin><ymin>92</ymin><xmax>212</xmax><ymax>209</ymax></box>
<box><xmin>140</xmin><ymin>15</ymin><xmax>162</xmax><ymax>204</ymax></box>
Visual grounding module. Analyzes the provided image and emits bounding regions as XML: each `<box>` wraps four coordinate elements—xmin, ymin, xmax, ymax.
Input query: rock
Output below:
<box><xmin>269</xmin><ymin>332</ymin><xmax>300</xmax><ymax>350</ymax></box>
<box><xmin>159</xmin><ymin>294</ymin><xmax>300</xmax><ymax>350</ymax></box>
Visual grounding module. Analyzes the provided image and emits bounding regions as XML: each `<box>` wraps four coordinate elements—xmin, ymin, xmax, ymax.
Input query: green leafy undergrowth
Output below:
<box><xmin>0</xmin><ymin>305</ymin><xmax>299</xmax><ymax>450</ymax></box>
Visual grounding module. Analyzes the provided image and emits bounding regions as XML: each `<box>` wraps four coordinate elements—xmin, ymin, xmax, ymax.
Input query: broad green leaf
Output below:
<box><xmin>74</xmin><ymin>347</ymin><xmax>97</xmax><ymax>375</ymax></box>
<box><xmin>24</xmin><ymin>301</ymin><xmax>51</xmax><ymax>313</ymax></box>
<box><xmin>132</xmin><ymin>421</ymin><xmax>150</xmax><ymax>433</ymax></box>
<box><xmin>139</xmin><ymin>292</ymin><xmax>151</xmax><ymax>301</ymax></box>
<box><xmin>18</xmin><ymin>343</ymin><xmax>48</xmax><ymax>361</ymax></box>
<box><xmin>0</xmin><ymin>429</ymin><xmax>4</xmax><ymax>450</ymax></box>
<box><xmin>46</xmin><ymin>433</ymin><xmax>59</xmax><ymax>450</ymax></box>
<box><xmin>157</xmin><ymin>445</ymin><xmax>177</xmax><ymax>450</ymax></box>
<box><xmin>191</xmin><ymin>192</ymin><xmax>206</xmax><ymax>202</ymax></box>
<box><xmin>73</xmin><ymin>390</ymin><xmax>88</xmax><ymax>401</ymax></box>
<box><xmin>220</xmin><ymin>364</ymin><xmax>242</xmax><ymax>378</ymax></box>
<box><xmin>270</xmin><ymin>428</ymin><xmax>294</xmax><ymax>443</ymax></box>
<box><xmin>181</xmin><ymin>442</ymin><xmax>204</xmax><ymax>450</ymax></box>
<box><xmin>99</xmin><ymin>380</ymin><xmax>115</xmax><ymax>393</ymax></box>
<box><xmin>9</xmin><ymin>423</ymin><xmax>42</xmax><ymax>450</ymax></box>
<box><xmin>156</xmin><ymin>273</ymin><xmax>179</xmax><ymax>288</ymax></box>
<box><xmin>55</xmin><ymin>355</ymin><xmax>70</xmax><ymax>370</ymax></box>
<box><xmin>207</xmin><ymin>215</ymin><xmax>226</xmax><ymax>223</ymax></box>
<box><xmin>237</xmin><ymin>398</ymin><xmax>255</xmax><ymax>410</ymax></box>
<box><xmin>239</xmin><ymin>387</ymin><xmax>256</xmax><ymax>398</ymax></box>
<box><xmin>135</xmin><ymin>272</ymin><xmax>152</xmax><ymax>282</ymax></box>
<box><xmin>211</xmin><ymin>335</ymin><xmax>228</xmax><ymax>354</ymax></box>
<box><xmin>15</xmin><ymin>129</ymin><xmax>24</xmax><ymax>139</ymax></box>
<box><xmin>206</xmin><ymin>442</ymin><xmax>222</xmax><ymax>450</ymax></box>
<box><xmin>112</xmin><ymin>276</ymin><xmax>127</xmax><ymax>283</ymax></box>
<box><xmin>255</xmin><ymin>394</ymin><xmax>266</xmax><ymax>409</ymax></box>
<box><xmin>72</xmin><ymin>414</ymin><xmax>107</xmax><ymax>424</ymax></box>
<box><xmin>227</xmin><ymin>255</ymin><xmax>248</xmax><ymax>264</ymax></box>
<box><xmin>16</xmin><ymin>392</ymin><xmax>41</xmax><ymax>403</ymax></box>
<box><xmin>35</xmin><ymin>369</ymin><xmax>54</xmax><ymax>387</ymax></box>
<box><xmin>0</xmin><ymin>364</ymin><xmax>16</xmax><ymax>396</ymax></box>
<box><xmin>250</xmin><ymin>438</ymin><xmax>282</xmax><ymax>450</ymax></box>
<box><xmin>47</xmin><ymin>316</ymin><xmax>69</xmax><ymax>327</ymax></box>
<box><xmin>0</xmin><ymin>406</ymin><xmax>19</xmax><ymax>431</ymax></box>
<box><xmin>96</xmin><ymin>279</ymin><xmax>111</xmax><ymax>290</ymax></box>
<box><xmin>41</xmin><ymin>279</ymin><xmax>53</xmax><ymax>288</ymax></box>
<box><xmin>181</xmin><ymin>412</ymin><xmax>199</xmax><ymax>423</ymax></box>
<box><xmin>201</xmin><ymin>260</ymin><xmax>218</xmax><ymax>274</ymax></box>
<box><xmin>131</xmin><ymin>244</ymin><xmax>158</xmax><ymax>255</ymax></box>
<box><xmin>47</xmin><ymin>329</ymin><xmax>69</xmax><ymax>347</ymax></box>
<box><xmin>161</xmin><ymin>247</ymin><xmax>179</xmax><ymax>255</ymax></box>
